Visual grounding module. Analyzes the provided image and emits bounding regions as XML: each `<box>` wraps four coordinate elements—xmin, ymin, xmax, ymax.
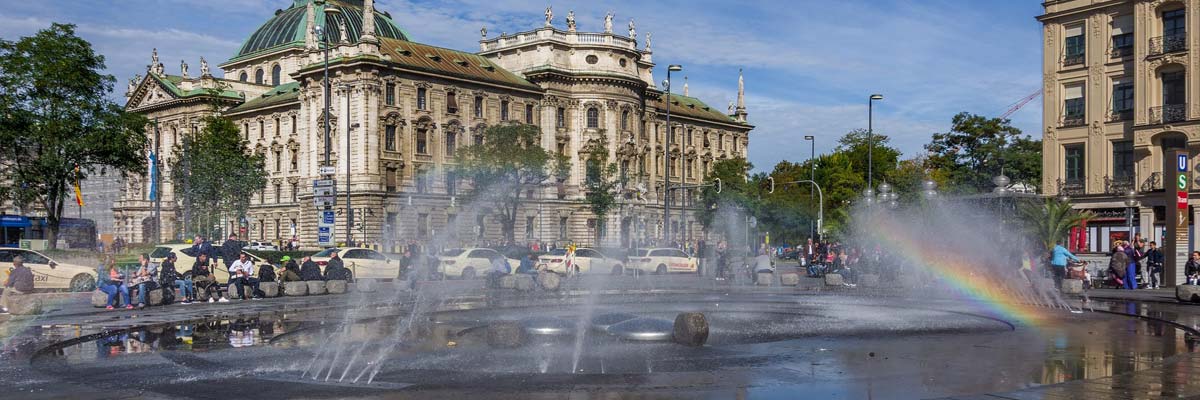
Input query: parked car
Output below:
<box><xmin>245</xmin><ymin>241</ymin><xmax>279</xmax><ymax>251</ymax></box>
<box><xmin>626</xmin><ymin>248</ymin><xmax>697</xmax><ymax>275</ymax></box>
<box><xmin>149</xmin><ymin>243</ymin><xmax>269</xmax><ymax>282</ymax></box>
<box><xmin>309</xmin><ymin>247</ymin><xmax>397</xmax><ymax>280</ymax></box>
<box><xmin>437</xmin><ymin>248</ymin><xmax>520</xmax><ymax>279</ymax></box>
<box><xmin>0</xmin><ymin>248</ymin><xmax>98</xmax><ymax>292</ymax></box>
<box><xmin>538</xmin><ymin>248</ymin><xmax>625</xmax><ymax>275</ymax></box>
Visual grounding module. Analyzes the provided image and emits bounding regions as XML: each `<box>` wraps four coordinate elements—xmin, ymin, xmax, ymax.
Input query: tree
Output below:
<box><xmin>582</xmin><ymin>135</ymin><xmax>621</xmax><ymax>245</ymax></box>
<box><xmin>169</xmin><ymin>114</ymin><xmax>267</xmax><ymax>240</ymax></box>
<box><xmin>455</xmin><ymin>123</ymin><xmax>568</xmax><ymax>243</ymax></box>
<box><xmin>759</xmin><ymin>160</ymin><xmax>818</xmax><ymax>244</ymax></box>
<box><xmin>0</xmin><ymin>23</ymin><xmax>148</xmax><ymax>248</ymax></box>
<box><xmin>925</xmin><ymin>112</ymin><xmax>1041</xmax><ymax>193</ymax></box>
<box><xmin>835</xmin><ymin>129</ymin><xmax>901</xmax><ymax>191</ymax></box>
<box><xmin>698</xmin><ymin>157</ymin><xmax>758</xmax><ymax>246</ymax></box>
<box><xmin>1018</xmin><ymin>198</ymin><xmax>1092</xmax><ymax>252</ymax></box>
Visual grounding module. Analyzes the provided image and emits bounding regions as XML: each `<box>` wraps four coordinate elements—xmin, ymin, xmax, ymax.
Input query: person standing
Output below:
<box><xmin>228</xmin><ymin>253</ymin><xmax>261</xmax><ymax>300</ymax></box>
<box><xmin>220</xmin><ymin>234</ymin><xmax>244</xmax><ymax>272</ymax></box>
<box><xmin>1122</xmin><ymin>239</ymin><xmax>1141</xmax><ymax>290</ymax></box>
<box><xmin>191</xmin><ymin>236</ymin><xmax>215</xmax><ymax>260</ymax></box>
<box><xmin>1</xmin><ymin>256</ymin><xmax>35</xmax><ymax>313</ymax></box>
<box><xmin>1107</xmin><ymin>241</ymin><xmax>1130</xmax><ymax>288</ymax></box>
<box><xmin>1049</xmin><ymin>240</ymin><xmax>1080</xmax><ymax>290</ymax></box>
<box><xmin>1144</xmin><ymin>241</ymin><xmax>1164</xmax><ymax>289</ymax></box>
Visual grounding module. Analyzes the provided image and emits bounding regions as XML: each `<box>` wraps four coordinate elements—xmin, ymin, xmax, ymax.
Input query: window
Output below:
<box><xmin>1163</xmin><ymin>9</ymin><xmax>1186</xmax><ymax>37</ymax></box>
<box><xmin>525</xmin><ymin>216</ymin><xmax>534</xmax><ymax>239</ymax></box>
<box><xmin>291</xmin><ymin>115</ymin><xmax>296</xmax><ymax>135</ymax></box>
<box><xmin>416</xmin><ymin>170</ymin><xmax>428</xmax><ymax>193</ymax></box>
<box><xmin>474</xmin><ymin>96</ymin><xmax>483</xmax><ymax>118</ymax></box>
<box><xmin>291</xmin><ymin>148</ymin><xmax>298</xmax><ymax>170</ymax></box>
<box><xmin>525</xmin><ymin>104</ymin><xmax>534</xmax><ymax>124</ymax></box>
<box><xmin>586</xmin><ymin>159</ymin><xmax>599</xmax><ymax>185</ymax></box>
<box><xmin>417</xmin><ymin>87</ymin><xmax>427</xmax><ymax>110</ymax></box>
<box><xmin>243</xmin><ymin>123</ymin><xmax>249</xmax><ymax>140</ymax></box>
<box><xmin>274</xmin><ymin>150</ymin><xmax>281</xmax><ymax>171</ymax></box>
<box><xmin>446</xmin><ymin>91</ymin><xmax>458</xmax><ymax>113</ymax></box>
<box><xmin>556</xmin><ymin>107</ymin><xmax>566</xmax><ymax>128</ymax></box>
<box><xmin>274</xmin><ymin>117</ymin><xmax>280</xmax><ymax>137</ymax></box>
<box><xmin>686</xmin><ymin>159</ymin><xmax>693</xmax><ymax>179</ymax></box>
<box><xmin>445</xmin><ymin>131</ymin><xmax>456</xmax><ymax>156</ymax></box>
<box><xmin>586</xmin><ymin>54</ymin><xmax>599</xmax><ymax>64</ymax></box>
<box><xmin>1163</xmin><ymin>71</ymin><xmax>1185</xmax><ymax>105</ymax></box>
<box><xmin>418</xmin><ymin>213</ymin><xmax>429</xmax><ymax>238</ymax></box>
<box><xmin>271</xmin><ymin>64</ymin><xmax>281</xmax><ymax>86</ymax></box>
<box><xmin>1063</xmin><ymin>84</ymin><xmax>1084</xmax><ymax>126</ymax></box>
<box><xmin>1112</xmin><ymin>141</ymin><xmax>1133</xmax><ymax>179</ymax></box>
<box><xmin>474</xmin><ymin>132</ymin><xmax>484</xmax><ymax>146</ymax></box>
<box><xmin>476</xmin><ymin>216</ymin><xmax>486</xmax><ymax>239</ymax></box>
<box><xmin>291</xmin><ymin>183</ymin><xmax>298</xmax><ymax>202</ymax></box>
<box><xmin>500</xmin><ymin>100</ymin><xmax>509</xmax><ymax>121</ymax></box>
<box><xmin>1064</xmin><ymin>144</ymin><xmax>1085</xmax><ymax>184</ymax></box>
<box><xmin>259</xmin><ymin>120</ymin><xmax>265</xmax><ymax>139</ymax></box>
<box><xmin>1111</xmin><ymin>33</ymin><xmax>1134</xmax><ymax>57</ymax></box>
<box><xmin>1112</xmin><ymin>80</ymin><xmax>1134</xmax><ymax>118</ymax></box>
<box><xmin>416</xmin><ymin>128</ymin><xmax>428</xmax><ymax>154</ymax></box>
<box><xmin>586</xmin><ymin>107</ymin><xmax>599</xmax><ymax>128</ymax></box>
<box><xmin>446</xmin><ymin>171</ymin><xmax>456</xmax><ymax>195</ymax></box>
<box><xmin>239</xmin><ymin>72</ymin><xmax>248</xmax><ymax>82</ymax></box>
<box><xmin>274</xmin><ymin>183</ymin><xmax>281</xmax><ymax>203</ymax></box>
<box><xmin>385</xmin><ymin>125</ymin><xmax>397</xmax><ymax>151</ymax></box>
<box><xmin>1064</xmin><ymin>25</ymin><xmax>1085</xmax><ymax>66</ymax></box>
<box><xmin>385</xmin><ymin>167</ymin><xmax>397</xmax><ymax>192</ymax></box>
<box><xmin>255</xmin><ymin>68</ymin><xmax>264</xmax><ymax>84</ymax></box>
<box><xmin>718</xmin><ymin>133</ymin><xmax>724</xmax><ymax>150</ymax></box>
<box><xmin>385</xmin><ymin>83</ymin><xmax>396</xmax><ymax>106</ymax></box>
<box><xmin>686</xmin><ymin>128</ymin><xmax>693</xmax><ymax>146</ymax></box>
<box><xmin>559</xmin><ymin>216</ymin><xmax>568</xmax><ymax>239</ymax></box>
<box><xmin>621</xmin><ymin>110</ymin><xmax>629</xmax><ymax>130</ymax></box>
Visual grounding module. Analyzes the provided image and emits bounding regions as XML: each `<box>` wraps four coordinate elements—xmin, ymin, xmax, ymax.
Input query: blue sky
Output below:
<box><xmin>1</xmin><ymin>0</ymin><xmax>1045</xmax><ymax>172</ymax></box>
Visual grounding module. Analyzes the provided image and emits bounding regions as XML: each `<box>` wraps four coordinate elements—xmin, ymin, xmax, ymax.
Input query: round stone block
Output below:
<box><xmin>755</xmin><ymin>272</ymin><xmax>773</xmax><ymax>286</ymax></box>
<box><xmin>259</xmin><ymin>282</ymin><xmax>280</xmax><ymax>298</ymax></box>
<box><xmin>486</xmin><ymin>321</ymin><xmax>527</xmax><ymax>348</ymax></box>
<box><xmin>91</xmin><ymin>290</ymin><xmax>109</xmax><ymax>307</ymax></box>
<box><xmin>1177</xmin><ymin>285</ymin><xmax>1200</xmax><ymax>303</ymax></box>
<box><xmin>326</xmin><ymin>280</ymin><xmax>347</xmax><ymax>294</ymax></box>
<box><xmin>283</xmin><ymin>281</ymin><xmax>309</xmax><ymax>296</ymax></box>
<box><xmin>824</xmin><ymin>273</ymin><xmax>845</xmax><ymax>286</ymax></box>
<box><xmin>673</xmin><ymin>312</ymin><xmax>709</xmax><ymax>347</ymax></box>
<box><xmin>536</xmin><ymin>272</ymin><xmax>560</xmax><ymax>291</ymax></box>
<box><xmin>498</xmin><ymin>275</ymin><xmax>517</xmax><ymax>289</ymax></box>
<box><xmin>307</xmin><ymin>280</ymin><xmax>327</xmax><ymax>295</ymax></box>
<box><xmin>1061</xmin><ymin>279</ymin><xmax>1084</xmax><ymax>295</ymax></box>
<box><xmin>7</xmin><ymin>295</ymin><xmax>43</xmax><ymax>315</ymax></box>
<box><xmin>779</xmin><ymin>273</ymin><xmax>800</xmax><ymax>286</ymax></box>
<box><xmin>858</xmin><ymin>274</ymin><xmax>880</xmax><ymax>288</ymax></box>
<box><xmin>351</xmin><ymin>279</ymin><xmax>378</xmax><ymax>293</ymax></box>
<box><xmin>148</xmin><ymin>288</ymin><xmax>165</xmax><ymax>306</ymax></box>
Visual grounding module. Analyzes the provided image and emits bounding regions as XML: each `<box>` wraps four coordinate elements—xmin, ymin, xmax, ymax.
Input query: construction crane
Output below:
<box><xmin>999</xmin><ymin>89</ymin><xmax>1042</xmax><ymax>120</ymax></box>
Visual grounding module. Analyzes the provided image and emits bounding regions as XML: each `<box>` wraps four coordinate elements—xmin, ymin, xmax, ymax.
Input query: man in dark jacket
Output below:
<box><xmin>191</xmin><ymin>253</ymin><xmax>222</xmax><ymax>302</ymax></box>
<box><xmin>300</xmin><ymin>256</ymin><xmax>324</xmax><ymax>281</ymax></box>
<box><xmin>220</xmin><ymin>234</ymin><xmax>244</xmax><ymax>271</ymax></box>
<box><xmin>323</xmin><ymin>252</ymin><xmax>350</xmax><ymax>281</ymax></box>
<box><xmin>1145</xmin><ymin>241</ymin><xmax>1164</xmax><ymax>289</ymax></box>
<box><xmin>2</xmin><ymin>256</ymin><xmax>35</xmax><ymax>313</ymax></box>
<box><xmin>1186</xmin><ymin>251</ymin><xmax>1200</xmax><ymax>285</ymax></box>
<box><xmin>279</xmin><ymin>256</ymin><xmax>301</xmax><ymax>282</ymax></box>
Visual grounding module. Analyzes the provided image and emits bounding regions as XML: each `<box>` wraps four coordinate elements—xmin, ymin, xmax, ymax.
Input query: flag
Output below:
<box><xmin>73</xmin><ymin>165</ymin><xmax>84</xmax><ymax>206</ymax></box>
<box><xmin>148</xmin><ymin>151</ymin><xmax>158</xmax><ymax>201</ymax></box>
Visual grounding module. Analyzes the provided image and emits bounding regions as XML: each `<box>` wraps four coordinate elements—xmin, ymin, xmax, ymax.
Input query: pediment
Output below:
<box><xmin>125</xmin><ymin>75</ymin><xmax>179</xmax><ymax>110</ymax></box>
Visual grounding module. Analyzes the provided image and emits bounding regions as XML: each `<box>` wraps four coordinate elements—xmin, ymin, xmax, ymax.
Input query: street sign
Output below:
<box><xmin>317</xmin><ymin>226</ymin><xmax>333</xmax><ymax>246</ymax></box>
<box><xmin>319</xmin><ymin>210</ymin><xmax>335</xmax><ymax>226</ymax></box>
<box><xmin>313</xmin><ymin>179</ymin><xmax>335</xmax><ymax>188</ymax></box>
<box><xmin>314</xmin><ymin>186</ymin><xmax>336</xmax><ymax>197</ymax></box>
<box><xmin>319</xmin><ymin>166</ymin><xmax>336</xmax><ymax>176</ymax></box>
<box><xmin>313</xmin><ymin>196</ymin><xmax>336</xmax><ymax>208</ymax></box>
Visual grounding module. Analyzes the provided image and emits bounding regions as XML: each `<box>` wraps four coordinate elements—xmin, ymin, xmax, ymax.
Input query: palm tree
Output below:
<box><xmin>1018</xmin><ymin>198</ymin><xmax>1093</xmax><ymax>251</ymax></box>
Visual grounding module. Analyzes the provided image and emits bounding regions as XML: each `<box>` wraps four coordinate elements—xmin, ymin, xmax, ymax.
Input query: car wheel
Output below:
<box><xmin>611</xmin><ymin>264</ymin><xmax>623</xmax><ymax>275</ymax></box>
<box><xmin>70</xmin><ymin>274</ymin><xmax>96</xmax><ymax>292</ymax></box>
<box><xmin>656</xmin><ymin>264</ymin><xmax>667</xmax><ymax>275</ymax></box>
<box><xmin>461</xmin><ymin>267</ymin><xmax>476</xmax><ymax>280</ymax></box>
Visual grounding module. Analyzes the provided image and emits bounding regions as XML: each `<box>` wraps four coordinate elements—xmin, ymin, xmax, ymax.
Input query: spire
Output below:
<box><xmin>304</xmin><ymin>0</ymin><xmax>317</xmax><ymax>50</ymax></box>
<box><xmin>360</xmin><ymin>0</ymin><xmax>379</xmax><ymax>44</ymax></box>
<box><xmin>683</xmin><ymin>76</ymin><xmax>689</xmax><ymax>97</ymax></box>
<box><xmin>735</xmin><ymin>68</ymin><xmax>748</xmax><ymax>122</ymax></box>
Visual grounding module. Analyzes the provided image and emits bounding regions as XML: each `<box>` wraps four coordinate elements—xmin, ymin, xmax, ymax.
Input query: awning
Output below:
<box><xmin>0</xmin><ymin>215</ymin><xmax>31</xmax><ymax>228</ymax></box>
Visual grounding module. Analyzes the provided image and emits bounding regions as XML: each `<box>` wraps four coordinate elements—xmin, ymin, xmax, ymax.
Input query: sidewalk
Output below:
<box><xmin>1083</xmin><ymin>287</ymin><xmax>1195</xmax><ymax>305</ymax></box>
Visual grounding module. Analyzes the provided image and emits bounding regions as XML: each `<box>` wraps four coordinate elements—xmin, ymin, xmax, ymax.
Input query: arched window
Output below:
<box><xmin>621</xmin><ymin>110</ymin><xmax>629</xmax><ymax>130</ymax></box>
<box><xmin>445</xmin><ymin>131</ymin><xmax>456</xmax><ymax>156</ymax></box>
<box><xmin>271</xmin><ymin>64</ymin><xmax>281</xmax><ymax>86</ymax></box>
<box><xmin>254</xmin><ymin>68</ymin><xmax>264</xmax><ymax>85</ymax></box>
<box><xmin>239</xmin><ymin>72</ymin><xmax>248</xmax><ymax>82</ymax></box>
<box><xmin>586</xmin><ymin>107</ymin><xmax>599</xmax><ymax>128</ymax></box>
<box><xmin>416</xmin><ymin>127</ymin><xmax>428</xmax><ymax>154</ymax></box>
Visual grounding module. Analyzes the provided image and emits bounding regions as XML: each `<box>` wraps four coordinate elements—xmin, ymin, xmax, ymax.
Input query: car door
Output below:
<box><xmin>358</xmin><ymin>249</ymin><xmax>394</xmax><ymax>279</ymax></box>
<box><xmin>466</xmin><ymin>249</ymin><xmax>495</xmax><ymax>274</ymax></box>
<box><xmin>16</xmin><ymin>250</ymin><xmax>71</xmax><ymax>290</ymax></box>
<box><xmin>341</xmin><ymin>250</ymin><xmax>372</xmax><ymax>279</ymax></box>
<box><xmin>574</xmin><ymin>249</ymin><xmax>599</xmax><ymax>273</ymax></box>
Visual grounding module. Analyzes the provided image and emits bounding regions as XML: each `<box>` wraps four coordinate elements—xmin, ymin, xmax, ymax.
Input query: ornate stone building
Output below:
<box><xmin>1039</xmin><ymin>0</ymin><xmax>1199</xmax><ymax>253</ymax></box>
<box><xmin>116</xmin><ymin>0</ymin><xmax>752</xmax><ymax>250</ymax></box>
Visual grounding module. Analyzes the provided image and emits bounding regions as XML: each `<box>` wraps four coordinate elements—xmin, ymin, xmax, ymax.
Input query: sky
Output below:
<box><xmin>0</xmin><ymin>0</ymin><xmax>1046</xmax><ymax>172</ymax></box>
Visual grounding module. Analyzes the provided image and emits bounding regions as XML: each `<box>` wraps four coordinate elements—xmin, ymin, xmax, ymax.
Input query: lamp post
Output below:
<box><xmin>804</xmin><ymin>135</ymin><xmax>815</xmax><ymax>238</ymax></box>
<box><xmin>662</xmin><ymin>64</ymin><xmax>682</xmax><ymax>245</ymax></box>
<box><xmin>1124</xmin><ymin>189</ymin><xmax>1138</xmax><ymax>245</ymax></box>
<box><xmin>877</xmin><ymin>182</ymin><xmax>898</xmax><ymax>210</ymax></box>
<box><xmin>339</xmin><ymin>83</ymin><xmax>354</xmax><ymax>246</ymax></box>
<box><xmin>867</xmin><ymin>93</ymin><xmax>883</xmax><ymax>194</ymax></box>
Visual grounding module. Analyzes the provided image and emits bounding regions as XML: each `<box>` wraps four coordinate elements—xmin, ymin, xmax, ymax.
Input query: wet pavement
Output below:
<box><xmin>0</xmin><ymin>276</ymin><xmax>1198</xmax><ymax>399</ymax></box>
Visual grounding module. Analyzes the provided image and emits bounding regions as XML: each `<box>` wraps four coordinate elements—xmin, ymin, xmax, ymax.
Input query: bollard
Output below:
<box><xmin>672</xmin><ymin>312</ymin><xmax>709</xmax><ymax>347</ymax></box>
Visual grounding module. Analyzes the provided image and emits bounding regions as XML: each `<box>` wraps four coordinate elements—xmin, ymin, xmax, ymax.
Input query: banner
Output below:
<box><xmin>73</xmin><ymin>165</ymin><xmax>84</xmax><ymax>206</ymax></box>
<box><xmin>148</xmin><ymin>151</ymin><xmax>158</xmax><ymax>201</ymax></box>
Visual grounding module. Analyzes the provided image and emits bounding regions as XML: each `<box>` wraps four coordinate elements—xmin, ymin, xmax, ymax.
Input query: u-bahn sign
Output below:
<box><xmin>1164</xmin><ymin>150</ymin><xmax>1188</xmax><ymax>287</ymax></box>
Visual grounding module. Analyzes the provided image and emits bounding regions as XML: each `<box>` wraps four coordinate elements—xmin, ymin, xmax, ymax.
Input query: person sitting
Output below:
<box><xmin>228</xmin><ymin>253</ymin><xmax>261</xmax><ymax>300</ymax></box>
<box><xmin>96</xmin><ymin>255</ymin><xmax>132</xmax><ymax>310</ymax></box>
<box><xmin>323</xmin><ymin>252</ymin><xmax>351</xmax><ymax>281</ymax></box>
<box><xmin>258</xmin><ymin>259</ymin><xmax>278</xmax><ymax>283</ymax></box>
<box><xmin>191</xmin><ymin>253</ymin><xmax>223</xmax><ymax>302</ymax></box>
<box><xmin>1185</xmin><ymin>251</ymin><xmax>1200</xmax><ymax>285</ymax></box>
<box><xmin>516</xmin><ymin>253</ymin><xmax>537</xmax><ymax>275</ymax></box>
<box><xmin>278</xmin><ymin>256</ymin><xmax>301</xmax><ymax>282</ymax></box>
<box><xmin>486</xmin><ymin>256</ymin><xmax>511</xmax><ymax>287</ymax></box>
<box><xmin>158</xmin><ymin>252</ymin><xmax>187</xmax><ymax>305</ymax></box>
<box><xmin>300</xmin><ymin>256</ymin><xmax>324</xmax><ymax>281</ymax></box>
<box><xmin>130</xmin><ymin>253</ymin><xmax>158</xmax><ymax>309</ymax></box>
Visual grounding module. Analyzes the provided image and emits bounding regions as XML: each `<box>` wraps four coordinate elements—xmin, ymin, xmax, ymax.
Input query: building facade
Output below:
<box><xmin>115</xmin><ymin>0</ymin><xmax>752</xmax><ymax>250</ymax></box>
<box><xmin>1040</xmin><ymin>0</ymin><xmax>1198</xmax><ymax>253</ymax></box>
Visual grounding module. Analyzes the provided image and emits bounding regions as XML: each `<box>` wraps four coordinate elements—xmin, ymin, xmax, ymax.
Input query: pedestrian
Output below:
<box><xmin>130</xmin><ymin>253</ymin><xmax>158</xmax><ymax>309</ymax></box>
<box><xmin>96</xmin><ymin>255</ymin><xmax>132</xmax><ymax>309</ymax></box>
<box><xmin>1145</xmin><ymin>241</ymin><xmax>1163</xmax><ymax>289</ymax></box>
<box><xmin>300</xmin><ymin>256</ymin><xmax>324</xmax><ymax>281</ymax></box>
<box><xmin>1122</xmin><ymin>239</ymin><xmax>1141</xmax><ymax>290</ymax></box>
<box><xmin>228</xmin><ymin>253</ymin><xmax>261</xmax><ymax>300</ymax></box>
<box><xmin>1</xmin><ymin>256</ymin><xmax>35</xmax><ymax>313</ymax></box>
<box><xmin>191</xmin><ymin>253</ymin><xmax>222</xmax><ymax>302</ymax></box>
<box><xmin>159</xmin><ymin>252</ymin><xmax>190</xmax><ymax>305</ymax></box>
<box><xmin>1107</xmin><ymin>241</ymin><xmax>1129</xmax><ymax>288</ymax></box>
<box><xmin>191</xmin><ymin>235</ymin><xmax>215</xmax><ymax>260</ymax></box>
<box><xmin>1049</xmin><ymin>240</ymin><xmax>1079</xmax><ymax>290</ymax></box>
<box><xmin>1186</xmin><ymin>251</ymin><xmax>1200</xmax><ymax>285</ymax></box>
<box><xmin>221</xmin><ymin>233</ymin><xmax>244</xmax><ymax>272</ymax></box>
<box><xmin>696</xmin><ymin>239</ymin><xmax>707</xmax><ymax>276</ymax></box>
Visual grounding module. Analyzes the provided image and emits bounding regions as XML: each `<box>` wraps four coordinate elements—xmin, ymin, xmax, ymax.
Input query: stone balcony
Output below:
<box><xmin>480</xmin><ymin>27</ymin><xmax>640</xmax><ymax>52</ymax></box>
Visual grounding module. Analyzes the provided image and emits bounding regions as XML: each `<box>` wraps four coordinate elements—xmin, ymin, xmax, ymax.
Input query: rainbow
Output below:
<box><xmin>863</xmin><ymin>216</ymin><xmax>1053</xmax><ymax>327</ymax></box>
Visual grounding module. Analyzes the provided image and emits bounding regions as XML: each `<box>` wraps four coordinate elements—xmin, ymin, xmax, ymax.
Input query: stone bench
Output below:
<box><xmin>283</xmin><ymin>281</ymin><xmax>309</xmax><ymax>296</ymax></box>
<box><xmin>1177</xmin><ymin>285</ymin><xmax>1200</xmax><ymax>303</ymax></box>
<box><xmin>779</xmin><ymin>273</ymin><xmax>800</xmax><ymax>286</ymax></box>
<box><xmin>1061</xmin><ymin>279</ymin><xmax>1084</xmax><ymax>295</ymax></box>
<box><xmin>350</xmin><ymin>279</ymin><xmax>378</xmax><ymax>293</ymax></box>
<box><xmin>307</xmin><ymin>280</ymin><xmax>327</xmax><ymax>295</ymax></box>
<box><xmin>259</xmin><ymin>282</ymin><xmax>280</xmax><ymax>298</ymax></box>
<box><xmin>6</xmin><ymin>294</ymin><xmax>43</xmax><ymax>315</ymax></box>
<box><xmin>535</xmin><ymin>272</ymin><xmax>559</xmax><ymax>291</ymax></box>
<box><xmin>498</xmin><ymin>275</ymin><xmax>518</xmax><ymax>289</ymax></box>
<box><xmin>858</xmin><ymin>274</ymin><xmax>880</xmax><ymax>288</ymax></box>
<box><xmin>797</xmin><ymin>276</ymin><xmax>824</xmax><ymax>289</ymax></box>
<box><xmin>824</xmin><ymin>273</ymin><xmax>845</xmax><ymax>286</ymax></box>
<box><xmin>755</xmin><ymin>272</ymin><xmax>773</xmax><ymax>286</ymax></box>
<box><xmin>91</xmin><ymin>290</ymin><xmax>110</xmax><ymax>307</ymax></box>
<box><xmin>327</xmin><ymin>280</ymin><xmax>347</xmax><ymax>294</ymax></box>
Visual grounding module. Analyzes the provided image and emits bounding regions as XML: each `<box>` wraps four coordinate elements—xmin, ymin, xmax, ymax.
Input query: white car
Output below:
<box><xmin>245</xmin><ymin>241</ymin><xmax>279</xmax><ymax>251</ymax></box>
<box><xmin>627</xmin><ymin>248</ymin><xmax>697</xmax><ymax>275</ymax></box>
<box><xmin>149</xmin><ymin>243</ymin><xmax>269</xmax><ymax>282</ymax></box>
<box><xmin>0</xmin><ymin>248</ymin><xmax>98</xmax><ymax>292</ymax></box>
<box><xmin>538</xmin><ymin>248</ymin><xmax>625</xmax><ymax>275</ymax></box>
<box><xmin>310</xmin><ymin>247</ymin><xmax>398</xmax><ymax>280</ymax></box>
<box><xmin>437</xmin><ymin>248</ymin><xmax>520</xmax><ymax>279</ymax></box>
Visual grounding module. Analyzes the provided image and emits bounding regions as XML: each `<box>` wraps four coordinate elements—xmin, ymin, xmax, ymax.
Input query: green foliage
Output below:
<box><xmin>1018</xmin><ymin>198</ymin><xmax>1092</xmax><ymax>252</ymax></box>
<box><xmin>0</xmin><ymin>23</ymin><xmax>149</xmax><ymax>249</ymax></box>
<box><xmin>835</xmin><ymin>129</ymin><xmax>901</xmax><ymax>191</ymax></box>
<box><xmin>698</xmin><ymin>157</ymin><xmax>757</xmax><ymax>232</ymax></box>
<box><xmin>582</xmin><ymin>135</ymin><xmax>622</xmax><ymax>244</ymax></box>
<box><xmin>169</xmin><ymin>114</ymin><xmax>268</xmax><ymax>239</ymax></box>
<box><xmin>925</xmin><ymin>112</ymin><xmax>1041</xmax><ymax>194</ymax></box>
<box><xmin>454</xmin><ymin>123</ymin><xmax>568</xmax><ymax>242</ymax></box>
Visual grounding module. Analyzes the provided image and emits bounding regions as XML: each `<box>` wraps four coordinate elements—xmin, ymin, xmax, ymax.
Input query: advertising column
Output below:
<box><xmin>1164</xmin><ymin>151</ymin><xmax>1188</xmax><ymax>287</ymax></box>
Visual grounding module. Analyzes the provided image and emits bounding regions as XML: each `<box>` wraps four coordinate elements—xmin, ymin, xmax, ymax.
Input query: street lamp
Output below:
<box><xmin>804</xmin><ymin>135</ymin><xmax>815</xmax><ymax>237</ymax></box>
<box><xmin>1124</xmin><ymin>189</ymin><xmax>1139</xmax><ymax>243</ymax></box>
<box><xmin>867</xmin><ymin>93</ymin><xmax>883</xmax><ymax>193</ymax></box>
<box><xmin>878</xmin><ymin>182</ymin><xmax>898</xmax><ymax>209</ymax></box>
<box><xmin>338</xmin><ymin>83</ymin><xmax>354</xmax><ymax>246</ymax></box>
<box><xmin>921</xmin><ymin>178</ymin><xmax>939</xmax><ymax>200</ymax></box>
<box><xmin>662</xmin><ymin>64</ymin><xmax>682</xmax><ymax>245</ymax></box>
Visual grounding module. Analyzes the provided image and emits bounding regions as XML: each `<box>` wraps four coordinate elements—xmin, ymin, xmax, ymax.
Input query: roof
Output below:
<box><xmin>227</xmin><ymin>81</ymin><xmax>301</xmax><ymax>114</ymax></box>
<box><xmin>229</xmin><ymin>0</ymin><xmax>409</xmax><ymax>64</ymax></box>
<box><xmin>378</xmin><ymin>37</ymin><xmax>541</xmax><ymax>91</ymax></box>
<box><xmin>151</xmin><ymin>74</ymin><xmax>243</xmax><ymax>101</ymax></box>
<box><xmin>649</xmin><ymin>92</ymin><xmax>744</xmax><ymax>126</ymax></box>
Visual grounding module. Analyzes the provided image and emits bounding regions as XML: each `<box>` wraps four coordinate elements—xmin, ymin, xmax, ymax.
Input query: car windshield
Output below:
<box><xmin>440</xmin><ymin>249</ymin><xmax>466</xmax><ymax>257</ymax></box>
<box><xmin>634</xmin><ymin>249</ymin><xmax>649</xmax><ymax>257</ymax></box>
<box><xmin>547</xmin><ymin>249</ymin><xmax>567</xmax><ymax>256</ymax></box>
<box><xmin>149</xmin><ymin>247</ymin><xmax>172</xmax><ymax>259</ymax></box>
<box><xmin>313</xmin><ymin>248</ymin><xmax>340</xmax><ymax>257</ymax></box>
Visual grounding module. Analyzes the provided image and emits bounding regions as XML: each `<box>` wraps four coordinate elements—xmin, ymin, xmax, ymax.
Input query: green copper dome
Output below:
<box><xmin>230</xmin><ymin>0</ymin><xmax>409</xmax><ymax>62</ymax></box>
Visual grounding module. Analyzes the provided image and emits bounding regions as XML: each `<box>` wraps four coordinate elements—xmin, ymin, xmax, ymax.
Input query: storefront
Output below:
<box><xmin>0</xmin><ymin>215</ymin><xmax>31</xmax><ymax>247</ymax></box>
